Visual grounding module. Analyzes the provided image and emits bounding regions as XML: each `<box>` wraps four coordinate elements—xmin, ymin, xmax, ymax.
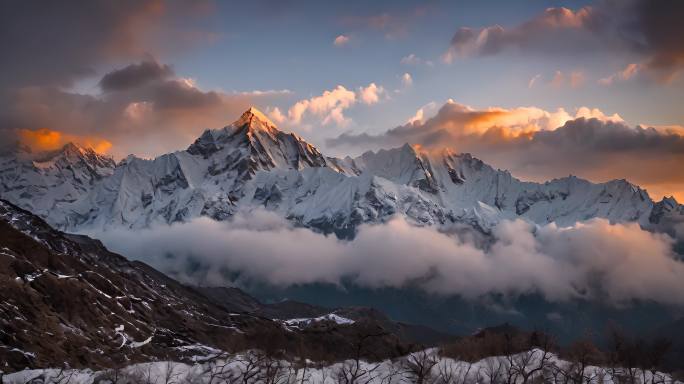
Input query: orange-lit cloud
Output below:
<box><xmin>333</xmin><ymin>35</ymin><xmax>350</xmax><ymax>46</ymax></box>
<box><xmin>17</xmin><ymin>128</ymin><xmax>112</xmax><ymax>154</ymax></box>
<box><xmin>328</xmin><ymin>101</ymin><xmax>684</xmax><ymax>201</ymax></box>
<box><xmin>0</xmin><ymin>60</ymin><xmax>289</xmax><ymax>159</ymax></box>
<box><xmin>599</xmin><ymin>63</ymin><xmax>643</xmax><ymax>85</ymax></box>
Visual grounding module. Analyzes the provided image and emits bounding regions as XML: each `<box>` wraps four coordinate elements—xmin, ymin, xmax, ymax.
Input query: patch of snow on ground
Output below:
<box><xmin>283</xmin><ymin>313</ymin><xmax>355</xmax><ymax>327</ymax></box>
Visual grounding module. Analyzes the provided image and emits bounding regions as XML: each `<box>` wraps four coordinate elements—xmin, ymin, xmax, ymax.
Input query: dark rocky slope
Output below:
<box><xmin>0</xmin><ymin>200</ymin><xmax>450</xmax><ymax>372</ymax></box>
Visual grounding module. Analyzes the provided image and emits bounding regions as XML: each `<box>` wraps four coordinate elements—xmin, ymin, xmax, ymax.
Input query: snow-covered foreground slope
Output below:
<box><xmin>1</xmin><ymin>107</ymin><xmax>682</xmax><ymax>236</ymax></box>
<box><xmin>4</xmin><ymin>349</ymin><xmax>679</xmax><ymax>384</ymax></box>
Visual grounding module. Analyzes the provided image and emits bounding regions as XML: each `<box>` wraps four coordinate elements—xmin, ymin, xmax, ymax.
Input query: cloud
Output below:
<box><xmin>15</xmin><ymin>128</ymin><xmax>112</xmax><ymax>154</ymax></box>
<box><xmin>237</xmin><ymin>89</ymin><xmax>293</xmax><ymax>97</ymax></box>
<box><xmin>550</xmin><ymin>70</ymin><xmax>585</xmax><ymax>89</ymax></box>
<box><xmin>333</xmin><ymin>34</ymin><xmax>350</xmax><ymax>46</ymax></box>
<box><xmin>528</xmin><ymin>74</ymin><xmax>541</xmax><ymax>89</ymax></box>
<box><xmin>0</xmin><ymin>59</ymin><xmax>290</xmax><ymax>159</ymax></box>
<box><xmin>329</xmin><ymin>100</ymin><xmax>622</xmax><ymax>150</ymax></box>
<box><xmin>287</xmin><ymin>86</ymin><xmax>357</xmax><ymax>127</ymax></box>
<box><xmin>358</xmin><ymin>83</ymin><xmax>385</xmax><ymax>105</ymax></box>
<box><xmin>401</xmin><ymin>73</ymin><xmax>413</xmax><ymax>87</ymax></box>
<box><xmin>0</xmin><ymin>3</ymin><xmax>226</xmax><ymax>158</ymax></box>
<box><xmin>0</xmin><ymin>1</ymin><xmax>213</xmax><ymax>89</ymax></box>
<box><xmin>443</xmin><ymin>6</ymin><xmax>602</xmax><ymax>63</ymax></box>
<box><xmin>99</xmin><ymin>60</ymin><xmax>174</xmax><ymax>92</ymax></box>
<box><xmin>400</xmin><ymin>54</ymin><xmax>433</xmax><ymax>67</ymax></box>
<box><xmin>275</xmin><ymin>82</ymin><xmax>385</xmax><ymax>129</ymax></box>
<box><xmin>266</xmin><ymin>107</ymin><xmax>287</xmax><ymax>125</ymax></box>
<box><xmin>406</xmin><ymin>102</ymin><xmax>438</xmax><ymax>125</ymax></box>
<box><xmin>401</xmin><ymin>54</ymin><xmax>421</xmax><ymax>65</ymax></box>
<box><xmin>328</xmin><ymin>100</ymin><xmax>684</xmax><ymax>201</ymax></box>
<box><xmin>93</xmin><ymin>209</ymin><xmax>684</xmax><ymax>306</ymax></box>
<box><xmin>443</xmin><ymin>0</ymin><xmax>684</xmax><ymax>80</ymax></box>
<box><xmin>599</xmin><ymin>63</ymin><xmax>643</xmax><ymax>85</ymax></box>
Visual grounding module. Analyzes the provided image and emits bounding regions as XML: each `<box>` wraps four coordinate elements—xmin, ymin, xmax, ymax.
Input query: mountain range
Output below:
<box><xmin>3</xmin><ymin>108</ymin><xmax>684</xmax><ymax>371</ymax></box>
<box><xmin>2</xmin><ymin>107</ymin><xmax>683</xmax><ymax>238</ymax></box>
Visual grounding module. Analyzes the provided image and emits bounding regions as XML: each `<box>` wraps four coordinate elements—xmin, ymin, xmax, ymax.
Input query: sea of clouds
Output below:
<box><xmin>92</xmin><ymin>209</ymin><xmax>684</xmax><ymax>306</ymax></box>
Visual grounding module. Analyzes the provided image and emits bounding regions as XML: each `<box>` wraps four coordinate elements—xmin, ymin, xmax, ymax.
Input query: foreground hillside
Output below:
<box><xmin>0</xmin><ymin>200</ymin><xmax>443</xmax><ymax>372</ymax></box>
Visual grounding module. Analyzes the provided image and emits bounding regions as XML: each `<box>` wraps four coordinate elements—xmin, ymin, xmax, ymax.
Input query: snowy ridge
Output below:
<box><xmin>1</xmin><ymin>107</ymin><xmax>682</xmax><ymax>235</ymax></box>
<box><xmin>0</xmin><ymin>143</ymin><xmax>115</xmax><ymax>220</ymax></box>
<box><xmin>282</xmin><ymin>313</ymin><xmax>356</xmax><ymax>329</ymax></box>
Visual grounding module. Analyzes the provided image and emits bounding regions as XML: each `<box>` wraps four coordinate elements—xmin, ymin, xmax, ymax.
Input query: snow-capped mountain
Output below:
<box><xmin>0</xmin><ymin>142</ymin><xmax>115</xmax><ymax>220</ymax></box>
<box><xmin>0</xmin><ymin>107</ymin><xmax>681</xmax><ymax>236</ymax></box>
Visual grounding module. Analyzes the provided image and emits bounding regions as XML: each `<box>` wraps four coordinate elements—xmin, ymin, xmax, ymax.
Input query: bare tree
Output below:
<box><xmin>639</xmin><ymin>338</ymin><xmax>672</xmax><ymax>384</ymax></box>
<box><xmin>504</xmin><ymin>331</ymin><xmax>554</xmax><ymax>384</ymax></box>
<box><xmin>335</xmin><ymin>328</ymin><xmax>388</xmax><ymax>384</ymax></box>
<box><xmin>336</xmin><ymin>359</ymin><xmax>380</xmax><ymax>384</ymax></box>
<box><xmin>182</xmin><ymin>365</ymin><xmax>205</xmax><ymax>384</ymax></box>
<box><xmin>606</xmin><ymin>329</ymin><xmax>640</xmax><ymax>384</ymax></box>
<box><xmin>546</xmin><ymin>337</ymin><xmax>604</xmax><ymax>384</ymax></box>
<box><xmin>481</xmin><ymin>357</ymin><xmax>506</xmax><ymax>384</ymax></box>
<box><xmin>159</xmin><ymin>362</ymin><xmax>182</xmax><ymax>384</ymax></box>
<box><xmin>379</xmin><ymin>360</ymin><xmax>402</xmax><ymax>384</ymax></box>
<box><xmin>131</xmin><ymin>363</ymin><xmax>157</xmax><ymax>384</ymax></box>
<box><xmin>202</xmin><ymin>353</ymin><xmax>239</xmax><ymax>384</ymax></box>
<box><xmin>402</xmin><ymin>350</ymin><xmax>438</xmax><ymax>384</ymax></box>
<box><xmin>235</xmin><ymin>351</ymin><xmax>266</xmax><ymax>384</ymax></box>
<box><xmin>93</xmin><ymin>363</ymin><xmax>127</xmax><ymax>384</ymax></box>
<box><xmin>436</xmin><ymin>360</ymin><xmax>457</xmax><ymax>384</ymax></box>
<box><xmin>285</xmin><ymin>349</ymin><xmax>312</xmax><ymax>384</ymax></box>
<box><xmin>50</xmin><ymin>366</ymin><xmax>77</xmax><ymax>384</ymax></box>
<box><xmin>259</xmin><ymin>353</ymin><xmax>289</xmax><ymax>384</ymax></box>
<box><xmin>435</xmin><ymin>360</ymin><xmax>475</xmax><ymax>384</ymax></box>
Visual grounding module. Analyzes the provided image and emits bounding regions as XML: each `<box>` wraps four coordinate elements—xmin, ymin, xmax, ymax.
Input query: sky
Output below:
<box><xmin>1</xmin><ymin>0</ymin><xmax>684</xmax><ymax>200</ymax></box>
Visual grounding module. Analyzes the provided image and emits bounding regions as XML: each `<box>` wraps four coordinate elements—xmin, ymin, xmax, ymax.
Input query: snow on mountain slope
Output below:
<box><xmin>430</xmin><ymin>150</ymin><xmax>655</xmax><ymax>228</ymax></box>
<box><xmin>0</xmin><ymin>143</ymin><xmax>115</xmax><ymax>220</ymax></box>
<box><xmin>1</xmin><ymin>107</ymin><xmax>682</xmax><ymax>236</ymax></box>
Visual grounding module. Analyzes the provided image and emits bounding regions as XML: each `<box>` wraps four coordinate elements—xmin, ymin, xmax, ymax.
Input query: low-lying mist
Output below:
<box><xmin>90</xmin><ymin>209</ymin><xmax>684</xmax><ymax>307</ymax></box>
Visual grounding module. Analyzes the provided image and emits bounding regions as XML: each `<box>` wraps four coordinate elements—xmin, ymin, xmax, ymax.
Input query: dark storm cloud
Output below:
<box><xmin>445</xmin><ymin>0</ymin><xmax>684</xmax><ymax>79</ymax></box>
<box><xmin>99</xmin><ymin>60</ymin><xmax>174</xmax><ymax>92</ymax></box>
<box><xmin>636</xmin><ymin>0</ymin><xmax>684</xmax><ymax>72</ymax></box>
<box><xmin>534</xmin><ymin>118</ymin><xmax>684</xmax><ymax>154</ymax></box>
<box><xmin>0</xmin><ymin>0</ymin><xmax>167</xmax><ymax>88</ymax></box>
<box><xmin>148</xmin><ymin>80</ymin><xmax>224</xmax><ymax>110</ymax></box>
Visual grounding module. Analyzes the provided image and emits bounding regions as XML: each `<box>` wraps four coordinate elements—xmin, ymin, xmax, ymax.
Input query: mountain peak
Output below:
<box><xmin>235</xmin><ymin>106</ymin><xmax>278</xmax><ymax>131</ymax></box>
<box><xmin>61</xmin><ymin>141</ymin><xmax>86</xmax><ymax>155</ymax></box>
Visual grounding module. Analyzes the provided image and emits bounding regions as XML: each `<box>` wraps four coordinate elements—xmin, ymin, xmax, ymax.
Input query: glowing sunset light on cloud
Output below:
<box><xmin>17</xmin><ymin>128</ymin><xmax>113</xmax><ymax>154</ymax></box>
